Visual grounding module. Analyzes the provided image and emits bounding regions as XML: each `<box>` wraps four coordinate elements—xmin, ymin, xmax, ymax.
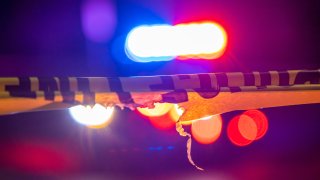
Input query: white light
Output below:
<box><xmin>69</xmin><ymin>104</ymin><xmax>114</xmax><ymax>127</ymax></box>
<box><xmin>125</xmin><ymin>22</ymin><xmax>227</xmax><ymax>62</ymax></box>
<box><xmin>174</xmin><ymin>104</ymin><xmax>184</xmax><ymax>116</ymax></box>
<box><xmin>197</xmin><ymin>115</ymin><xmax>214</xmax><ymax>121</ymax></box>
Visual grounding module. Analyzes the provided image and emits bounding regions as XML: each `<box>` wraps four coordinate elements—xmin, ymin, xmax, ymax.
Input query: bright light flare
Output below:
<box><xmin>69</xmin><ymin>104</ymin><xmax>114</xmax><ymax>128</ymax></box>
<box><xmin>191</xmin><ymin>115</ymin><xmax>223</xmax><ymax>144</ymax></box>
<box><xmin>125</xmin><ymin>22</ymin><xmax>227</xmax><ymax>62</ymax></box>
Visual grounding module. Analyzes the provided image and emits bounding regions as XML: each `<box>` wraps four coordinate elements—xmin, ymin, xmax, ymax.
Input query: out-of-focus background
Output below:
<box><xmin>0</xmin><ymin>0</ymin><xmax>319</xmax><ymax>179</ymax></box>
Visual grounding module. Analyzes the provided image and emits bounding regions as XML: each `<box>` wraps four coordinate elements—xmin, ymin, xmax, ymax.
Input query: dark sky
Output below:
<box><xmin>0</xmin><ymin>0</ymin><xmax>319</xmax><ymax>179</ymax></box>
<box><xmin>0</xmin><ymin>0</ymin><xmax>319</xmax><ymax>76</ymax></box>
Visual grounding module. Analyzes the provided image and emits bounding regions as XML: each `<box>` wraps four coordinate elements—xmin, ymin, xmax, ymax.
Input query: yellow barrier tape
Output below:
<box><xmin>176</xmin><ymin>121</ymin><xmax>204</xmax><ymax>171</ymax></box>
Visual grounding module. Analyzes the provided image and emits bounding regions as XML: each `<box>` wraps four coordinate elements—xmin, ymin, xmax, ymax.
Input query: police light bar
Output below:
<box><xmin>125</xmin><ymin>22</ymin><xmax>227</xmax><ymax>62</ymax></box>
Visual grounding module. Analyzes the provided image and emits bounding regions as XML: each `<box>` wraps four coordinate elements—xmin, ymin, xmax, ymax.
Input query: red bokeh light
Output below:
<box><xmin>227</xmin><ymin>115</ymin><xmax>254</xmax><ymax>146</ymax></box>
<box><xmin>136</xmin><ymin>103</ymin><xmax>177</xmax><ymax>130</ymax></box>
<box><xmin>243</xmin><ymin>110</ymin><xmax>268</xmax><ymax>140</ymax></box>
<box><xmin>238</xmin><ymin>114</ymin><xmax>258</xmax><ymax>141</ymax></box>
<box><xmin>148</xmin><ymin>113</ymin><xmax>176</xmax><ymax>130</ymax></box>
<box><xmin>0</xmin><ymin>140</ymin><xmax>81</xmax><ymax>174</ymax></box>
<box><xmin>227</xmin><ymin>110</ymin><xmax>269</xmax><ymax>146</ymax></box>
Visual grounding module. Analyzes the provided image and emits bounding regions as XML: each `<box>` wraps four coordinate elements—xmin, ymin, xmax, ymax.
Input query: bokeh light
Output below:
<box><xmin>137</xmin><ymin>103</ymin><xmax>173</xmax><ymax>117</ymax></box>
<box><xmin>137</xmin><ymin>103</ymin><xmax>190</xmax><ymax>130</ymax></box>
<box><xmin>175</xmin><ymin>22</ymin><xmax>227</xmax><ymax>60</ymax></box>
<box><xmin>125</xmin><ymin>22</ymin><xmax>227</xmax><ymax>62</ymax></box>
<box><xmin>137</xmin><ymin>103</ymin><xmax>176</xmax><ymax>130</ymax></box>
<box><xmin>81</xmin><ymin>0</ymin><xmax>116</xmax><ymax>43</ymax></box>
<box><xmin>227</xmin><ymin>110</ymin><xmax>269</xmax><ymax>146</ymax></box>
<box><xmin>227</xmin><ymin>115</ymin><xmax>254</xmax><ymax>146</ymax></box>
<box><xmin>137</xmin><ymin>103</ymin><xmax>218</xmax><ymax>130</ymax></box>
<box><xmin>238</xmin><ymin>114</ymin><xmax>258</xmax><ymax>141</ymax></box>
<box><xmin>243</xmin><ymin>110</ymin><xmax>268</xmax><ymax>140</ymax></box>
<box><xmin>0</xmin><ymin>140</ymin><xmax>80</xmax><ymax>174</ymax></box>
<box><xmin>191</xmin><ymin>115</ymin><xmax>223</xmax><ymax>144</ymax></box>
<box><xmin>148</xmin><ymin>113</ymin><xmax>177</xmax><ymax>130</ymax></box>
<box><xmin>69</xmin><ymin>104</ymin><xmax>114</xmax><ymax>128</ymax></box>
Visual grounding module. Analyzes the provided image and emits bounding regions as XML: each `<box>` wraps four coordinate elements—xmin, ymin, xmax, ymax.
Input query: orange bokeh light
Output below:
<box><xmin>238</xmin><ymin>114</ymin><xmax>258</xmax><ymax>141</ymax></box>
<box><xmin>243</xmin><ymin>110</ymin><xmax>268</xmax><ymax>140</ymax></box>
<box><xmin>191</xmin><ymin>115</ymin><xmax>223</xmax><ymax>144</ymax></box>
<box><xmin>137</xmin><ymin>103</ymin><xmax>177</xmax><ymax>130</ymax></box>
<box><xmin>148</xmin><ymin>113</ymin><xmax>176</xmax><ymax>130</ymax></box>
<box><xmin>137</xmin><ymin>103</ymin><xmax>173</xmax><ymax>117</ymax></box>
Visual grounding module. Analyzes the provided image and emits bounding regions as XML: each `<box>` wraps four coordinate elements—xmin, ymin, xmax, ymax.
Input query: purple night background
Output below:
<box><xmin>0</xmin><ymin>0</ymin><xmax>319</xmax><ymax>179</ymax></box>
